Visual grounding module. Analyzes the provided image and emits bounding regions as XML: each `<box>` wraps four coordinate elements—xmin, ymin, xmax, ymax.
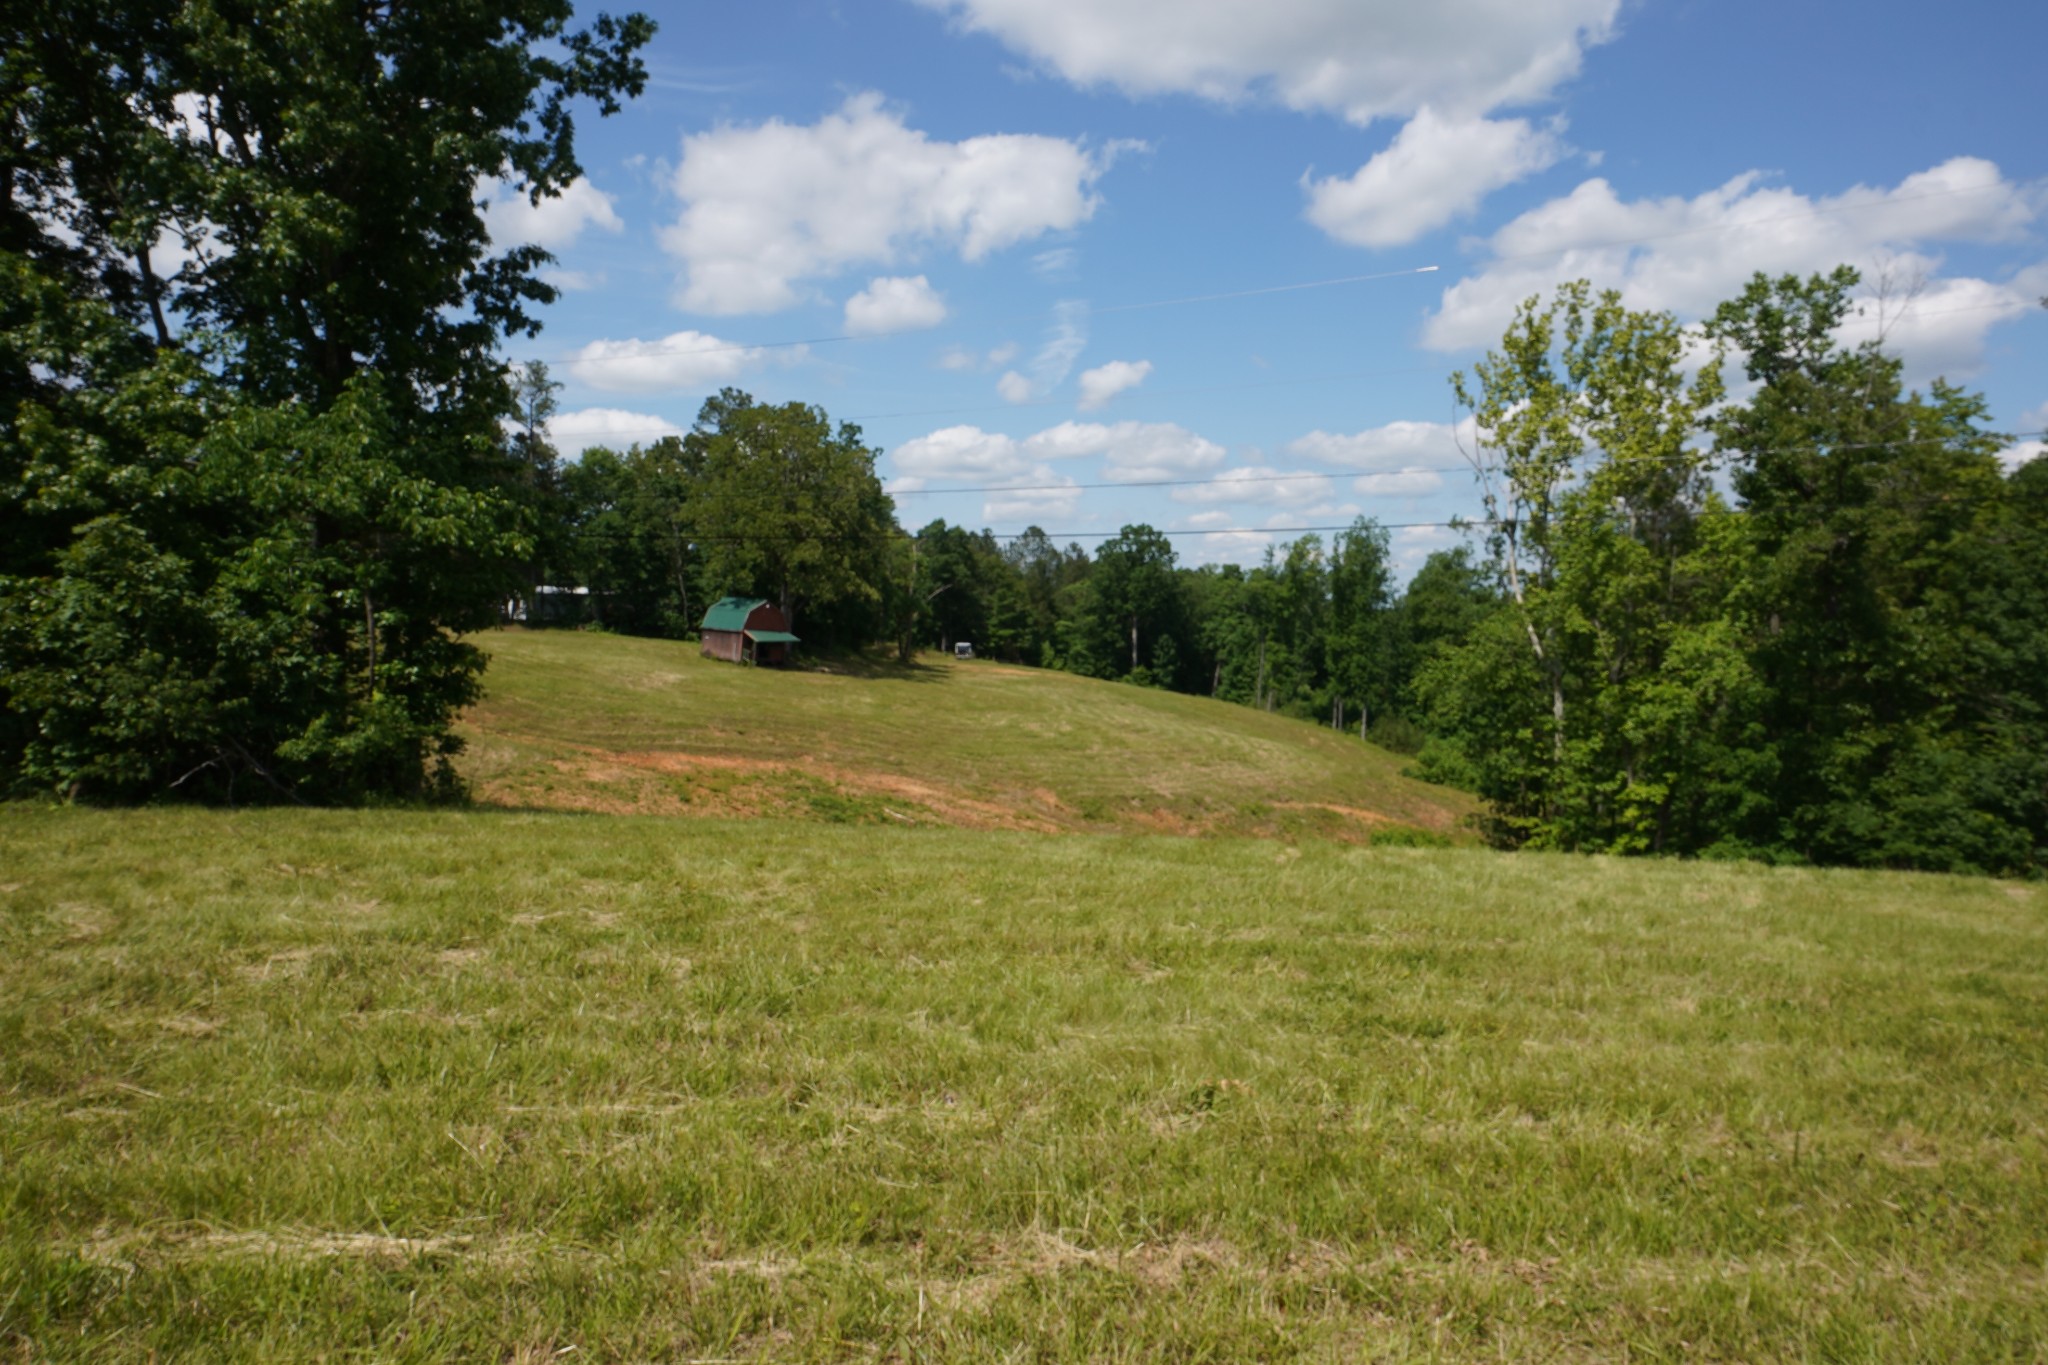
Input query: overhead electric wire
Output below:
<box><xmin>886</xmin><ymin>431</ymin><xmax>2048</xmax><ymax>497</ymax></box>
<box><xmin>541</xmin><ymin>264</ymin><xmax>1445</xmax><ymax>368</ymax></box>
<box><xmin>537</xmin><ymin>174</ymin><xmax>2027</xmax><ymax>381</ymax></box>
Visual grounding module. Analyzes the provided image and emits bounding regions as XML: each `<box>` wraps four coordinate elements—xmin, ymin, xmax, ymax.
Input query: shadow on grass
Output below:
<box><xmin>798</xmin><ymin>650</ymin><xmax>950</xmax><ymax>683</ymax></box>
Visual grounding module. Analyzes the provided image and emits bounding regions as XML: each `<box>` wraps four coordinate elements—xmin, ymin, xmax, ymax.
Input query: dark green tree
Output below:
<box><xmin>1075</xmin><ymin>524</ymin><xmax>1186</xmax><ymax>684</ymax></box>
<box><xmin>1</xmin><ymin>0</ymin><xmax>653</xmax><ymax>801</ymax></box>
<box><xmin>686</xmin><ymin>389</ymin><xmax>896</xmax><ymax>645</ymax></box>
<box><xmin>1705</xmin><ymin>268</ymin><xmax>2040</xmax><ymax>871</ymax></box>
<box><xmin>1325</xmin><ymin>518</ymin><xmax>1395</xmax><ymax>735</ymax></box>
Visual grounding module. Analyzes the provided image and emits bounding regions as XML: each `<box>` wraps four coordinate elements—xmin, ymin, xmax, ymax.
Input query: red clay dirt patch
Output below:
<box><xmin>1274</xmin><ymin>799</ymin><xmax>1454</xmax><ymax>833</ymax></box>
<box><xmin>486</xmin><ymin>744</ymin><xmax>1065</xmax><ymax>834</ymax></box>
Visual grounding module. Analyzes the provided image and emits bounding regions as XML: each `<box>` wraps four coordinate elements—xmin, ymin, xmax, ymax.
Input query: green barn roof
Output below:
<box><xmin>744</xmin><ymin>630</ymin><xmax>800</xmax><ymax>644</ymax></box>
<box><xmin>700</xmin><ymin>596</ymin><xmax>768</xmax><ymax>632</ymax></box>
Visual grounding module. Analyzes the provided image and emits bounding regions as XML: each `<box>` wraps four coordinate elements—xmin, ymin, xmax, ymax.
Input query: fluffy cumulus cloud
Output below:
<box><xmin>1424</xmin><ymin>156</ymin><xmax>2042</xmax><ymax>381</ymax></box>
<box><xmin>890</xmin><ymin>426</ymin><xmax>1083</xmax><ymax>520</ymax></box>
<box><xmin>996</xmin><ymin>371</ymin><xmax>1038</xmax><ymax>404</ymax></box>
<box><xmin>1999</xmin><ymin>400</ymin><xmax>2048</xmax><ymax>471</ymax></box>
<box><xmin>893</xmin><ymin>419</ymin><xmax>1225</xmax><ymax>482</ymax></box>
<box><xmin>912</xmin><ymin>0</ymin><xmax>1621</xmax><ymax>125</ymax></box>
<box><xmin>843</xmin><ymin>274</ymin><xmax>948</xmax><ymax>334</ymax></box>
<box><xmin>663</xmin><ymin>92</ymin><xmax>1119</xmax><ymax>314</ymax></box>
<box><xmin>1304</xmin><ymin>108</ymin><xmax>1565</xmax><ymax>248</ymax></box>
<box><xmin>1076</xmin><ymin>358</ymin><xmax>1152</xmax><ymax>410</ymax></box>
<box><xmin>1170</xmin><ymin>466</ymin><xmax>1343</xmax><ymax>507</ymax></box>
<box><xmin>890</xmin><ymin>418</ymin><xmax>1225</xmax><ymax>519</ymax></box>
<box><xmin>1286</xmin><ymin>419</ymin><xmax>1474</xmax><ymax>494</ymax></box>
<box><xmin>479</xmin><ymin>175</ymin><xmax>624</xmax><ymax>251</ymax></box>
<box><xmin>564</xmin><ymin>331</ymin><xmax>796</xmax><ymax>393</ymax></box>
<box><xmin>1028</xmin><ymin>420</ymin><xmax>1227</xmax><ymax>481</ymax></box>
<box><xmin>547</xmin><ymin>408</ymin><xmax>686</xmax><ymax>453</ymax></box>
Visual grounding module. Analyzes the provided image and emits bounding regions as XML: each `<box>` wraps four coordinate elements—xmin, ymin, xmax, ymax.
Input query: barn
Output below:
<box><xmin>700</xmin><ymin>597</ymin><xmax>800</xmax><ymax>666</ymax></box>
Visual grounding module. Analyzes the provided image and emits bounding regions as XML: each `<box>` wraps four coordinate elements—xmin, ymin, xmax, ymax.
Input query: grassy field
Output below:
<box><xmin>455</xmin><ymin>627</ymin><xmax>1476</xmax><ymax>841</ymax></box>
<box><xmin>4</xmin><ymin>804</ymin><xmax>2044</xmax><ymax>1361</ymax></box>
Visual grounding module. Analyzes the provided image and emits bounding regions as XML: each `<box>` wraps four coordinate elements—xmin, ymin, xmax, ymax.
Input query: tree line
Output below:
<box><xmin>533</xmin><ymin>269</ymin><xmax>2046</xmax><ymax>877</ymax></box>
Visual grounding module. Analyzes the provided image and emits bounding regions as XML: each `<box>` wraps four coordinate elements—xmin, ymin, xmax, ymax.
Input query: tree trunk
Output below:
<box><xmin>1129</xmin><ymin>613</ymin><xmax>1139</xmax><ymax>672</ymax></box>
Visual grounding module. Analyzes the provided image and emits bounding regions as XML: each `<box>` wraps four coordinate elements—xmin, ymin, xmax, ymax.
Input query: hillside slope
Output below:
<box><xmin>457</xmin><ymin>628</ymin><xmax>1478</xmax><ymax>840</ymax></box>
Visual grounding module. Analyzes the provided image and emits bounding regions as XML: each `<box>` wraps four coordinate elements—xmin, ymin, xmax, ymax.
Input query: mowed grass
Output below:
<box><xmin>4</xmin><ymin>805</ymin><xmax>2045</xmax><ymax>1361</ymax></box>
<box><xmin>456</xmin><ymin>628</ymin><xmax>1476</xmax><ymax>840</ymax></box>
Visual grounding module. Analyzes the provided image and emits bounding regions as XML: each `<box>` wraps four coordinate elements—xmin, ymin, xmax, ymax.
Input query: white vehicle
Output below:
<box><xmin>954</xmin><ymin>642</ymin><xmax>974</xmax><ymax>659</ymax></box>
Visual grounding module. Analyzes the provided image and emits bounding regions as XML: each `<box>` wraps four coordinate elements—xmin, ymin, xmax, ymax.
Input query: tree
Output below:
<box><xmin>509</xmin><ymin>360</ymin><xmax>570</xmax><ymax>613</ymax></box>
<box><xmin>1441</xmin><ymin>281</ymin><xmax>1727</xmax><ymax>847</ymax></box>
<box><xmin>1325</xmin><ymin>518</ymin><xmax>1394</xmax><ymax>736</ymax></box>
<box><xmin>0</xmin><ymin>0</ymin><xmax>653</xmax><ymax>801</ymax></box>
<box><xmin>1078</xmin><ymin>524</ymin><xmax>1184</xmax><ymax>683</ymax></box>
<box><xmin>686</xmin><ymin>390</ymin><xmax>896</xmax><ymax>644</ymax></box>
<box><xmin>1704</xmin><ymin>268</ymin><xmax>2039</xmax><ymax>871</ymax></box>
<box><xmin>557</xmin><ymin>437</ymin><xmax>705</xmax><ymax>637</ymax></box>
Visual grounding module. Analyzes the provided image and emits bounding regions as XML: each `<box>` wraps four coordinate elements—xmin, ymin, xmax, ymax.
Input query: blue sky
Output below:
<box><xmin>490</xmin><ymin>0</ymin><xmax>2048</xmax><ymax>575</ymax></box>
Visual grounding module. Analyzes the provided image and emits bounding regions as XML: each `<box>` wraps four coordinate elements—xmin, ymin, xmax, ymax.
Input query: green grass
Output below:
<box><xmin>4</xmin><ymin>805</ymin><xmax>2045</xmax><ymax>1360</ymax></box>
<box><xmin>456</xmin><ymin>627</ymin><xmax>1475</xmax><ymax>841</ymax></box>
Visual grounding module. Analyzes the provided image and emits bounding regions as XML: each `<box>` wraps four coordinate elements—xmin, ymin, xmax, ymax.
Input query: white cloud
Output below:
<box><xmin>2000</xmin><ymin>400</ymin><xmax>2048</xmax><ymax>470</ymax></box>
<box><xmin>1391</xmin><ymin>523</ymin><xmax>1464</xmax><ymax>575</ymax></box>
<box><xmin>893</xmin><ymin>425</ymin><xmax>1035</xmax><ymax>480</ymax></box>
<box><xmin>890</xmin><ymin>418</ymin><xmax>1226</xmax><ymax>515</ymax></box>
<box><xmin>938</xmin><ymin>341</ymin><xmax>1020</xmax><ymax>371</ymax></box>
<box><xmin>1188</xmin><ymin>528</ymin><xmax>1277</xmax><ymax>565</ymax></box>
<box><xmin>1171</xmin><ymin>465</ymin><xmax>1342</xmax><ymax>506</ymax></box>
<box><xmin>1033</xmin><ymin>246</ymin><xmax>1080</xmax><ymax>280</ymax></box>
<box><xmin>1423</xmin><ymin>156</ymin><xmax>2041</xmax><ymax>381</ymax></box>
<box><xmin>1304</xmin><ymin>108</ymin><xmax>1565</xmax><ymax>248</ymax></box>
<box><xmin>844</xmin><ymin>274</ymin><xmax>949</xmax><ymax>334</ymax></box>
<box><xmin>663</xmin><ymin>92</ymin><xmax>1118</xmax><ymax>314</ymax></box>
<box><xmin>565</xmin><ymin>331</ymin><xmax>796</xmax><ymax>393</ymax></box>
<box><xmin>1027</xmin><ymin>419</ymin><xmax>1226</xmax><ymax>480</ymax></box>
<box><xmin>1287</xmin><ymin>419</ymin><xmax>1472</xmax><ymax>494</ymax></box>
<box><xmin>1077</xmin><ymin>359</ymin><xmax>1153</xmax><ymax>410</ymax></box>
<box><xmin>995</xmin><ymin>301</ymin><xmax>1090</xmax><ymax>401</ymax></box>
<box><xmin>547</xmin><ymin>407</ymin><xmax>685</xmax><ymax>452</ymax></box>
<box><xmin>984</xmin><ymin>476</ymin><xmax>1083</xmax><ymax>523</ymax></box>
<box><xmin>889</xmin><ymin>427</ymin><xmax>1090</xmax><ymax>521</ymax></box>
<box><xmin>480</xmin><ymin>175</ymin><xmax>623</xmax><ymax>251</ymax></box>
<box><xmin>913</xmin><ymin>0</ymin><xmax>1622</xmax><ymax>125</ymax></box>
<box><xmin>893</xmin><ymin>419</ymin><xmax>1223</xmax><ymax>482</ymax></box>
<box><xmin>540</xmin><ymin>268</ymin><xmax>604</xmax><ymax>292</ymax></box>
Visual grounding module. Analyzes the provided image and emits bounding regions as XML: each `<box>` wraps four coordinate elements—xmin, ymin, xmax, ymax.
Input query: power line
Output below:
<box><xmin>536</xmin><ymin>176</ymin><xmax>2029</xmax><ymax>380</ymax></box>
<box><xmin>542</xmin><ymin>264</ymin><xmax>1444</xmax><ymax>368</ymax></box>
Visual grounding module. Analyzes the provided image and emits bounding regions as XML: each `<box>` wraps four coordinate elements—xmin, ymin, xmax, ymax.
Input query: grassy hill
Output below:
<box><xmin>3</xmin><ymin>806</ymin><xmax>2044</xmax><ymax>1360</ymax></box>
<box><xmin>457</xmin><ymin>627</ymin><xmax>1478</xmax><ymax>841</ymax></box>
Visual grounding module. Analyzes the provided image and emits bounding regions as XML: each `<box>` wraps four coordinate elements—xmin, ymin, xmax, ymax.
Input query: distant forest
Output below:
<box><xmin>524</xmin><ymin>272</ymin><xmax>2048</xmax><ymax>877</ymax></box>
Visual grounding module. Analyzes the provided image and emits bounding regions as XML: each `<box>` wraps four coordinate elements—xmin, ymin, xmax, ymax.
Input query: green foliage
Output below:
<box><xmin>0</xmin><ymin>0</ymin><xmax>652</xmax><ymax>802</ymax></box>
<box><xmin>559</xmin><ymin>438</ymin><xmax>706</xmax><ymax>637</ymax></box>
<box><xmin>685</xmin><ymin>389</ymin><xmax>896</xmax><ymax>646</ymax></box>
<box><xmin>1417</xmin><ymin>269</ymin><xmax>2045</xmax><ymax>874</ymax></box>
